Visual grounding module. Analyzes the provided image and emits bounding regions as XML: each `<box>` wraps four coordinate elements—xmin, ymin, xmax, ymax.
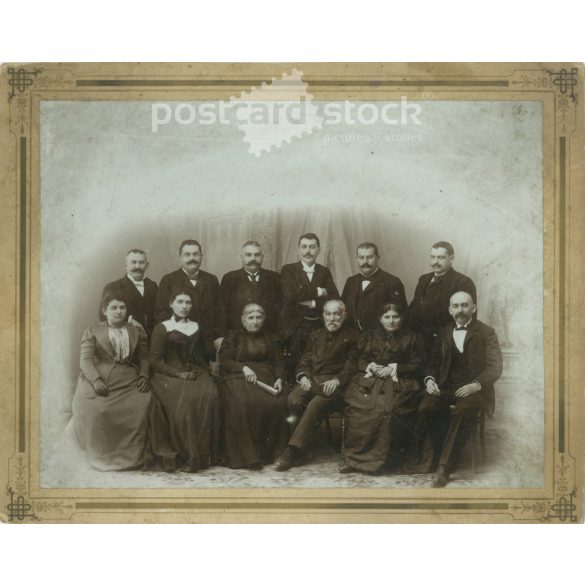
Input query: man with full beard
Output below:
<box><xmin>274</xmin><ymin>300</ymin><xmax>359</xmax><ymax>471</ymax></box>
<box><xmin>218</xmin><ymin>241</ymin><xmax>281</xmax><ymax>340</ymax></box>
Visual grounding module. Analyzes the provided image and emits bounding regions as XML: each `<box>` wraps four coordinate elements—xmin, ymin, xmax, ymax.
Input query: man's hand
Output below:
<box><xmin>243</xmin><ymin>366</ymin><xmax>257</xmax><ymax>384</ymax></box>
<box><xmin>273</xmin><ymin>378</ymin><xmax>283</xmax><ymax>395</ymax></box>
<box><xmin>321</xmin><ymin>378</ymin><xmax>340</xmax><ymax>397</ymax></box>
<box><xmin>317</xmin><ymin>287</ymin><xmax>327</xmax><ymax>298</ymax></box>
<box><xmin>93</xmin><ymin>379</ymin><xmax>109</xmax><ymax>396</ymax></box>
<box><xmin>179</xmin><ymin>371</ymin><xmax>197</xmax><ymax>381</ymax></box>
<box><xmin>299</xmin><ymin>376</ymin><xmax>312</xmax><ymax>392</ymax></box>
<box><xmin>375</xmin><ymin>366</ymin><xmax>393</xmax><ymax>379</ymax></box>
<box><xmin>298</xmin><ymin>301</ymin><xmax>314</xmax><ymax>307</ymax></box>
<box><xmin>213</xmin><ymin>337</ymin><xmax>224</xmax><ymax>352</ymax></box>
<box><xmin>455</xmin><ymin>382</ymin><xmax>481</xmax><ymax>398</ymax></box>
<box><xmin>425</xmin><ymin>378</ymin><xmax>440</xmax><ymax>396</ymax></box>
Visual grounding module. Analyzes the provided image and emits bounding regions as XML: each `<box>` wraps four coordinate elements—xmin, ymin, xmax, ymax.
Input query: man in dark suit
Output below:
<box><xmin>99</xmin><ymin>249</ymin><xmax>158</xmax><ymax>339</ymax></box>
<box><xmin>279</xmin><ymin>233</ymin><xmax>340</xmax><ymax>374</ymax></box>
<box><xmin>218</xmin><ymin>240</ymin><xmax>281</xmax><ymax>338</ymax></box>
<box><xmin>341</xmin><ymin>242</ymin><xmax>407</xmax><ymax>332</ymax></box>
<box><xmin>408</xmin><ymin>241</ymin><xmax>477</xmax><ymax>356</ymax></box>
<box><xmin>419</xmin><ymin>291</ymin><xmax>503</xmax><ymax>487</ymax></box>
<box><xmin>274</xmin><ymin>300</ymin><xmax>359</xmax><ymax>471</ymax></box>
<box><xmin>154</xmin><ymin>239</ymin><xmax>221</xmax><ymax>351</ymax></box>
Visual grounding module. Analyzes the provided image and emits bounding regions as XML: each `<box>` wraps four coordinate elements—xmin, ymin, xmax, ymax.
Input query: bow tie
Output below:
<box><xmin>247</xmin><ymin>273</ymin><xmax>259</xmax><ymax>282</ymax></box>
<box><xmin>455</xmin><ymin>325</ymin><xmax>467</xmax><ymax>331</ymax></box>
<box><xmin>187</xmin><ymin>273</ymin><xmax>199</xmax><ymax>281</ymax></box>
<box><xmin>303</xmin><ymin>267</ymin><xmax>315</xmax><ymax>274</ymax></box>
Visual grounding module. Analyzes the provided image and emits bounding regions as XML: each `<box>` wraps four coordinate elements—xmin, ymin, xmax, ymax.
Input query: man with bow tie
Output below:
<box><xmin>99</xmin><ymin>249</ymin><xmax>158</xmax><ymax>339</ymax></box>
<box><xmin>407</xmin><ymin>241</ymin><xmax>477</xmax><ymax>357</ymax></box>
<box><xmin>341</xmin><ymin>242</ymin><xmax>407</xmax><ymax>332</ymax></box>
<box><xmin>154</xmin><ymin>239</ymin><xmax>221</xmax><ymax>353</ymax></box>
<box><xmin>279</xmin><ymin>233</ymin><xmax>340</xmax><ymax>375</ymax></box>
<box><xmin>218</xmin><ymin>241</ymin><xmax>281</xmax><ymax>340</ymax></box>
<box><xmin>274</xmin><ymin>300</ymin><xmax>359</xmax><ymax>471</ymax></box>
<box><xmin>419</xmin><ymin>291</ymin><xmax>503</xmax><ymax>487</ymax></box>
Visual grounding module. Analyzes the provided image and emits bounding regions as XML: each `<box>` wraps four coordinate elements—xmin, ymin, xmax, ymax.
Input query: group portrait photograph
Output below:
<box><xmin>37</xmin><ymin>94</ymin><xmax>545</xmax><ymax>491</ymax></box>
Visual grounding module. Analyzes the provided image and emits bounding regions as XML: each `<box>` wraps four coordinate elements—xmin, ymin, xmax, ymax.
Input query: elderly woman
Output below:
<box><xmin>218</xmin><ymin>303</ymin><xmax>289</xmax><ymax>469</ymax></box>
<box><xmin>147</xmin><ymin>288</ymin><xmax>221</xmax><ymax>472</ymax></box>
<box><xmin>71</xmin><ymin>292</ymin><xmax>152</xmax><ymax>470</ymax></box>
<box><xmin>341</xmin><ymin>303</ymin><xmax>425</xmax><ymax>475</ymax></box>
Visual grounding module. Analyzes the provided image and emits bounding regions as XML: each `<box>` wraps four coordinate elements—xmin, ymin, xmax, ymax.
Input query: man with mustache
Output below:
<box><xmin>99</xmin><ymin>249</ymin><xmax>158</xmax><ymax>339</ymax></box>
<box><xmin>154</xmin><ymin>239</ymin><xmax>221</xmax><ymax>353</ymax></box>
<box><xmin>274</xmin><ymin>300</ymin><xmax>359</xmax><ymax>471</ymax></box>
<box><xmin>407</xmin><ymin>241</ymin><xmax>477</xmax><ymax>357</ymax></box>
<box><xmin>218</xmin><ymin>241</ymin><xmax>281</xmax><ymax>339</ymax></box>
<box><xmin>419</xmin><ymin>291</ymin><xmax>503</xmax><ymax>487</ymax></box>
<box><xmin>279</xmin><ymin>233</ymin><xmax>340</xmax><ymax>375</ymax></box>
<box><xmin>341</xmin><ymin>242</ymin><xmax>407</xmax><ymax>332</ymax></box>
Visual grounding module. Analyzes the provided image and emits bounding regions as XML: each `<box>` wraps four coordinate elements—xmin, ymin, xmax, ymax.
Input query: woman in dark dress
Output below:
<box><xmin>341</xmin><ymin>303</ymin><xmax>425</xmax><ymax>475</ymax></box>
<box><xmin>71</xmin><ymin>292</ymin><xmax>152</xmax><ymax>470</ymax></box>
<box><xmin>219</xmin><ymin>303</ymin><xmax>289</xmax><ymax>470</ymax></box>
<box><xmin>147</xmin><ymin>288</ymin><xmax>221</xmax><ymax>472</ymax></box>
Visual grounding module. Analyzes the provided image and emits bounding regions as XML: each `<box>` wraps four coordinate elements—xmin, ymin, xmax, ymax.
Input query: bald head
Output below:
<box><xmin>449</xmin><ymin>291</ymin><xmax>476</xmax><ymax>326</ymax></box>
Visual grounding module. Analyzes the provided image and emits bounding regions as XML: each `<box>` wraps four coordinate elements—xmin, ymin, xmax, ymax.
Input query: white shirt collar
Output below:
<box><xmin>182</xmin><ymin>268</ymin><xmax>199</xmax><ymax>280</ymax></box>
<box><xmin>301</xmin><ymin>261</ymin><xmax>316</xmax><ymax>273</ymax></box>
<box><xmin>360</xmin><ymin>267</ymin><xmax>379</xmax><ymax>280</ymax></box>
<box><xmin>454</xmin><ymin>319</ymin><xmax>473</xmax><ymax>330</ymax></box>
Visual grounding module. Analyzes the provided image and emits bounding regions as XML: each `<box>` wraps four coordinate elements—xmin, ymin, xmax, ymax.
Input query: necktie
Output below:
<box><xmin>456</xmin><ymin>326</ymin><xmax>467</xmax><ymax>331</ymax></box>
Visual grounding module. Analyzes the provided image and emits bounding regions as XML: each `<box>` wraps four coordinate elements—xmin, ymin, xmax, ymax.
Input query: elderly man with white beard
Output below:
<box><xmin>274</xmin><ymin>300</ymin><xmax>360</xmax><ymax>471</ymax></box>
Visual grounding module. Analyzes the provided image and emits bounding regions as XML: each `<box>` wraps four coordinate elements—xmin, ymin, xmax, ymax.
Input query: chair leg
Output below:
<box><xmin>341</xmin><ymin>416</ymin><xmax>345</xmax><ymax>455</ymax></box>
<box><xmin>471</xmin><ymin>419</ymin><xmax>477</xmax><ymax>475</ymax></box>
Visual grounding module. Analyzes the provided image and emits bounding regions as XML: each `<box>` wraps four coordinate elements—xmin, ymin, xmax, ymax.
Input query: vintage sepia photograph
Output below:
<box><xmin>0</xmin><ymin>62</ymin><xmax>583</xmax><ymax>522</ymax></box>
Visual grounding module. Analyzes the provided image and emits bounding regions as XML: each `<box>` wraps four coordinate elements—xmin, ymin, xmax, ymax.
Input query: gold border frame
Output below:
<box><xmin>0</xmin><ymin>62</ymin><xmax>582</xmax><ymax>523</ymax></box>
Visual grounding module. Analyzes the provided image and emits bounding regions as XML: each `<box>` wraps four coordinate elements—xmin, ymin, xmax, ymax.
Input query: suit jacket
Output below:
<box><xmin>154</xmin><ymin>268</ymin><xmax>220</xmax><ymax>345</ymax></box>
<box><xmin>219</xmin><ymin>268</ymin><xmax>281</xmax><ymax>336</ymax></box>
<box><xmin>79</xmin><ymin>322</ymin><xmax>148</xmax><ymax>385</ymax></box>
<box><xmin>99</xmin><ymin>275</ymin><xmax>158</xmax><ymax>338</ymax></box>
<box><xmin>407</xmin><ymin>268</ymin><xmax>477</xmax><ymax>339</ymax></box>
<box><xmin>295</xmin><ymin>325</ymin><xmax>360</xmax><ymax>387</ymax></box>
<box><xmin>425</xmin><ymin>318</ymin><xmax>503</xmax><ymax>416</ymax></box>
<box><xmin>341</xmin><ymin>268</ymin><xmax>407</xmax><ymax>332</ymax></box>
<box><xmin>279</xmin><ymin>262</ymin><xmax>340</xmax><ymax>340</ymax></box>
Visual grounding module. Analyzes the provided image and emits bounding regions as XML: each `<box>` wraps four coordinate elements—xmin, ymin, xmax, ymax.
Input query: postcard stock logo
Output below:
<box><xmin>151</xmin><ymin>69</ymin><xmax>423</xmax><ymax>157</ymax></box>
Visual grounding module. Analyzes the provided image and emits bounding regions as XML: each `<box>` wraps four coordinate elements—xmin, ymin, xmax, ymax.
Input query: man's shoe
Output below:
<box><xmin>274</xmin><ymin>447</ymin><xmax>296</xmax><ymax>472</ymax></box>
<box><xmin>432</xmin><ymin>465</ymin><xmax>449</xmax><ymax>488</ymax></box>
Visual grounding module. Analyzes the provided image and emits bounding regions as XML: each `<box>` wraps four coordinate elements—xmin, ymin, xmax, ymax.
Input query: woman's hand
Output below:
<box><xmin>179</xmin><ymin>371</ymin><xmax>197</xmax><ymax>381</ymax></box>
<box><xmin>375</xmin><ymin>366</ymin><xmax>393</xmax><ymax>379</ymax></box>
<box><xmin>136</xmin><ymin>376</ymin><xmax>151</xmax><ymax>393</ymax></box>
<box><xmin>299</xmin><ymin>376</ymin><xmax>312</xmax><ymax>392</ymax></box>
<box><xmin>273</xmin><ymin>378</ymin><xmax>283</xmax><ymax>395</ymax></box>
<box><xmin>365</xmin><ymin>362</ymin><xmax>382</xmax><ymax>378</ymax></box>
<box><xmin>243</xmin><ymin>366</ymin><xmax>257</xmax><ymax>384</ymax></box>
<box><xmin>93</xmin><ymin>379</ymin><xmax>109</xmax><ymax>396</ymax></box>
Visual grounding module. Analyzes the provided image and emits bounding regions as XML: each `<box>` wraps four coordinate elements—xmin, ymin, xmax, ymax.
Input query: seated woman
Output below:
<box><xmin>341</xmin><ymin>303</ymin><xmax>425</xmax><ymax>475</ymax></box>
<box><xmin>147</xmin><ymin>288</ymin><xmax>221</xmax><ymax>472</ymax></box>
<box><xmin>71</xmin><ymin>292</ymin><xmax>152</xmax><ymax>471</ymax></box>
<box><xmin>219</xmin><ymin>303</ymin><xmax>289</xmax><ymax>470</ymax></box>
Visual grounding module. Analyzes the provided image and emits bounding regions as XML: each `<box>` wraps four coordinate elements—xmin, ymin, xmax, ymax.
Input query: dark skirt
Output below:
<box><xmin>343</xmin><ymin>374</ymin><xmax>422</xmax><ymax>473</ymax></box>
<box><xmin>72</xmin><ymin>362</ymin><xmax>151</xmax><ymax>471</ymax></box>
<box><xmin>220</xmin><ymin>361</ymin><xmax>289</xmax><ymax>469</ymax></box>
<box><xmin>147</xmin><ymin>368</ymin><xmax>221</xmax><ymax>472</ymax></box>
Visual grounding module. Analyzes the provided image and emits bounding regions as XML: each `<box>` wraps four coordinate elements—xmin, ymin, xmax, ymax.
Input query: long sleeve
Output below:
<box><xmin>425</xmin><ymin>331</ymin><xmax>444</xmax><ymax>381</ymax></box>
<box><xmin>218</xmin><ymin>273</ymin><xmax>233</xmax><ymax>337</ymax></box>
<box><xmin>396</xmin><ymin>332</ymin><xmax>425</xmax><ymax>378</ymax></box>
<box><xmin>323</xmin><ymin>269</ymin><xmax>340</xmax><ymax>301</ymax></box>
<box><xmin>154</xmin><ymin>274</ymin><xmax>173</xmax><ymax>323</ymax></box>
<box><xmin>336</xmin><ymin>337</ymin><xmax>360</xmax><ymax>386</ymax></box>
<box><xmin>295</xmin><ymin>335</ymin><xmax>315</xmax><ymax>380</ymax></box>
<box><xmin>218</xmin><ymin>330</ymin><xmax>246</xmax><ymax>374</ymax></box>
<box><xmin>355</xmin><ymin>331</ymin><xmax>376</xmax><ymax>372</ymax></box>
<box><xmin>271</xmin><ymin>336</ymin><xmax>286</xmax><ymax>380</ymax></box>
<box><xmin>134</xmin><ymin>327</ymin><xmax>150</xmax><ymax>377</ymax></box>
<box><xmin>79</xmin><ymin>327</ymin><xmax>102</xmax><ymax>384</ymax></box>
<box><xmin>281</xmin><ymin>265</ymin><xmax>321</xmax><ymax>304</ymax></box>
<box><xmin>149</xmin><ymin>324</ymin><xmax>183</xmax><ymax>377</ymax></box>
<box><xmin>475</xmin><ymin>327</ymin><xmax>503</xmax><ymax>388</ymax></box>
<box><xmin>393</xmin><ymin>280</ymin><xmax>408</xmax><ymax>312</ymax></box>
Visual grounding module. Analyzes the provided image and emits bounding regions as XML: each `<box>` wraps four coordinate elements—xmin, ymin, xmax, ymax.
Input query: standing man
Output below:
<box><xmin>419</xmin><ymin>291</ymin><xmax>503</xmax><ymax>487</ymax></box>
<box><xmin>279</xmin><ymin>233</ymin><xmax>340</xmax><ymax>373</ymax></box>
<box><xmin>218</xmin><ymin>240</ymin><xmax>281</xmax><ymax>339</ymax></box>
<box><xmin>274</xmin><ymin>300</ymin><xmax>359</xmax><ymax>471</ymax></box>
<box><xmin>408</xmin><ymin>241</ymin><xmax>477</xmax><ymax>355</ymax></box>
<box><xmin>341</xmin><ymin>242</ymin><xmax>407</xmax><ymax>332</ymax></box>
<box><xmin>99</xmin><ymin>249</ymin><xmax>158</xmax><ymax>339</ymax></box>
<box><xmin>154</xmin><ymin>239</ymin><xmax>221</xmax><ymax>351</ymax></box>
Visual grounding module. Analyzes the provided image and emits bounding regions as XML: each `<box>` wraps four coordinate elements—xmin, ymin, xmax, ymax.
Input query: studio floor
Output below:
<box><xmin>42</xmin><ymin>416</ymin><xmax>539</xmax><ymax>489</ymax></box>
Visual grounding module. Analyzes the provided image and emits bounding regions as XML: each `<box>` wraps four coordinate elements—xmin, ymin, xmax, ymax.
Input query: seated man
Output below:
<box><xmin>274</xmin><ymin>300</ymin><xmax>359</xmax><ymax>471</ymax></box>
<box><xmin>419</xmin><ymin>291</ymin><xmax>503</xmax><ymax>487</ymax></box>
